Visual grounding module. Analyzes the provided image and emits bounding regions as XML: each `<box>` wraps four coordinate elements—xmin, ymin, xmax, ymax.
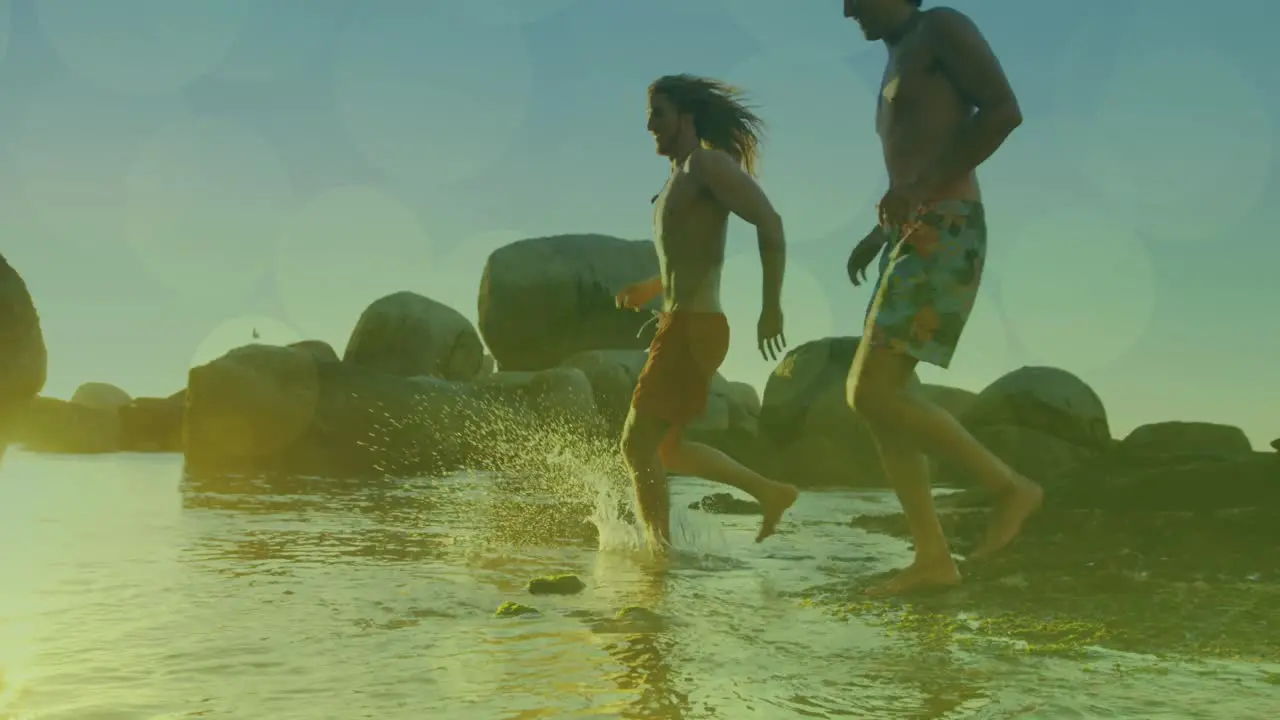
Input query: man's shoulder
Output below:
<box><xmin>686</xmin><ymin>146</ymin><xmax>735</xmax><ymax>168</ymax></box>
<box><xmin>919</xmin><ymin>6</ymin><xmax>979</xmax><ymax>41</ymax></box>
<box><xmin>684</xmin><ymin>146</ymin><xmax>738</xmax><ymax>180</ymax></box>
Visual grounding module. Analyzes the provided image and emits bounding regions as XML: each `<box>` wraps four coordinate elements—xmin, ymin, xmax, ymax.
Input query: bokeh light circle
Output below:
<box><xmin>430</xmin><ymin>0</ymin><xmax>584</xmax><ymax>26</ymax></box>
<box><xmin>714</xmin><ymin>0</ymin><xmax>874</xmax><ymax>61</ymax></box>
<box><xmin>332</xmin><ymin>4</ymin><xmax>534</xmax><ymax>188</ymax></box>
<box><xmin>1055</xmin><ymin>11</ymin><xmax>1273</xmax><ymax>243</ymax></box>
<box><xmin>723</xmin><ymin>53</ymin><xmax>883</xmax><ymax>245</ymax></box>
<box><xmin>1000</xmin><ymin>208</ymin><xmax>1156</xmax><ymax>373</ymax></box>
<box><xmin>34</xmin><ymin>0</ymin><xmax>251</xmax><ymax>95</ymax></box>
<box><xmin>189</xmin><ymin>315</ymin><xmax>305</xmax><ymax>370</ymax></box>
<box><xmin>428</xmin><ymin>228</ymin><xmax>527</xmax><ymax>327</ymax></box>
<box><xmin>15</xmin><ymin>77</ymin><xmax>191</xmax><ymax>248</ymax></box>
<box><xmin>273</xmin><ymin>185</ymin><xmax>435</xmax><ymax>350</ymax></box>
<box><xmin>125</xmin><ymin>116</ymin><xmax>297</xmax><ymax>298</ymax></box>
<box><xmin>0</xmin><ymin>0</ymin><xmax>11</xmax><ymax>64</ymax></box>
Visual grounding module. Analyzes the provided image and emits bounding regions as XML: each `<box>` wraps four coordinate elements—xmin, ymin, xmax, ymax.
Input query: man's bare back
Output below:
<box><xmin>877</xmin><ymin>9</ymin><xmax>982</xmax><ymax>203</ymax></box>
<box><xmin>652</xmin><ymin>150</ymin><xmax>729</xmax><ymax>315</ymax></box>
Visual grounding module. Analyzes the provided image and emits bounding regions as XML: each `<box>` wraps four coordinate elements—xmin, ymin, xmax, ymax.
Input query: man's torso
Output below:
<box><xmin>652</xmin><ymin>156</ymin><xmax>728</xmax><ymax>313</ymax></box>
<box><xmin>876</xmin><ymin>10</ymin><xmax>981</xmax><ymax>203</ymax></box>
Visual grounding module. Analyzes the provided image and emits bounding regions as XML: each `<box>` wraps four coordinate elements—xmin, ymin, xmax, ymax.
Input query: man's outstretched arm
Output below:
<box><xmin>918</xmin><ymin>8</ymin><xmax>1023</xmax><ymax>193</ymax></box>
<box><xmin>687</xmin><ymin>149</ymin><xmax>786</xmax><ymax>311</ymax></box>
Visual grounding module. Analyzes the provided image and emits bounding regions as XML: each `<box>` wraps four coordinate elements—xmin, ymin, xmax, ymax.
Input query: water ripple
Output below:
<box><xmin>0</xmin><ymin>450</ymin><xmax>1276</xmax><ymax>719</ymax></box>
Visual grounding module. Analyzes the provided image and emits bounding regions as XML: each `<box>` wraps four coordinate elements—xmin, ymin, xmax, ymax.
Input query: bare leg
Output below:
<box><xmin>849</xmin><ymin>346</ymin><xmax>1042</xmax><ymax>575</ymax></box>
<box><xmin>620</xmin><ymin>408</ymin><xmax>673</xmax><ymax>551</ymax></box>
<box><xmin>660</xmin><ymin>436</ymin><xmax>798</xmax><ymax>542</ymax></box>
<box><xmin>864</xmin><ymin>428</ymin><xmax>960</xmax><ymax>595</ymax></box>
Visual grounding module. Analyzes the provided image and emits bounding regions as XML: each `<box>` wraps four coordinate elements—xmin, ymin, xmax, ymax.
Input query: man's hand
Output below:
<box><xmin>615</xmin><ymin>277</ymin><xmax>661</xmax><ymax>310</ymax></box>
<box><xmin>757</xmin><ymin>304</ymin><xmax>786</xmax><ymax>362</ymax></box>
<box><xmin>877</xmin><ymin>178</ymin><xmax>932</xmax><ymax>229</ymax></box>
<box><xmin>847</xmin><ymin>226</ymin><xmax>887</xmax><ymax>286</ymax></box>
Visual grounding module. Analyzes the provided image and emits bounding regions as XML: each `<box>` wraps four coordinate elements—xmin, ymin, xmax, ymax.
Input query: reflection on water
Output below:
<box><xmin>1</xmin><ymin>449</ymin><xmax>1276</xmax><ymax>719</ymax></box>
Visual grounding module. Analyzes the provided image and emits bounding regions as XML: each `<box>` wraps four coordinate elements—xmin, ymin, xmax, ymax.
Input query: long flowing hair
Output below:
<box><xmin>648</xmin><ymin>74</ymin><xmax>765</xmax><ymax>176</ymax></box>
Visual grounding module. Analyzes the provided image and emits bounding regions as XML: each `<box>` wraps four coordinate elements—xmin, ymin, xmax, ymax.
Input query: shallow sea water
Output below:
<box><xmin>1</xmin><ymin>450</ymin><xmax>1276</xmax><ymax>719</ymax></box>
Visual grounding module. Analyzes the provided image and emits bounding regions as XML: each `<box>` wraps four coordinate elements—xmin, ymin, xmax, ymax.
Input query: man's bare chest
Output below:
<box><xmin>876</xmin><ymin>41</ymin><xmax>943</xmax><ymax>132</ymax></box>
<box><xmin>653</xmin><ymin>172</ymin><xmax>707</xmax><ymax>231</ymax></box>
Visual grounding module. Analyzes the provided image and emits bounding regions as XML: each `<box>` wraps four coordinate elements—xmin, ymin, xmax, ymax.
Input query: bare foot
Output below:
<box><xmin>970</xmin><ymin>476</ymin><xmax>1043</xmax><ymax>559</ymax></box>
<box><xmin>866</xmin><ymin>556</ymin><xmax>962</xmax><ymax>597</ymax></box>
<box><xmin>755</xmin><ymin>483</ymin><xmax>798</xmax><ymax>542</ymax></box>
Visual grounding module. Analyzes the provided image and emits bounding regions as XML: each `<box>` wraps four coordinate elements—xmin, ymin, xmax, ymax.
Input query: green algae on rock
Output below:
<box><xmin>527</xmin><ymin>574</ymin><xmax>586</xmax><ymax>596</ymax></box>
<box><xmin>494</xmin><ymin>601</ymin><xmax>541</xmax><ymax>618</ymax></box>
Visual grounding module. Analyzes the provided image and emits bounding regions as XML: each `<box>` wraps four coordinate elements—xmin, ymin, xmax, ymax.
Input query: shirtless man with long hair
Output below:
<box><xmin>842</xmin><ymin>0</ymin><xmax>1043</xmax><ymax>595</ymax></box>
<box><xmin>615</xmin><ymin>74</ymin><xmax>798</xmax><ymax>550</ymax></box>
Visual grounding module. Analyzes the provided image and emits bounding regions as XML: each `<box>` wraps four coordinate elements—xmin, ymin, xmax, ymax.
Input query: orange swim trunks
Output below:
<box><xmin>631</xmin><ymin>311</ymin><xmax>730</xmax><ymax>430</ymax></box>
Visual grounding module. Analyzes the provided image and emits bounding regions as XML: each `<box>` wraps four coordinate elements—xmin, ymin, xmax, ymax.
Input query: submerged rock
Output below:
<box><xmin>494</xmin><ymin>601</ymin><xmax>541</xmax><ymax>619</ymax></box>
<box><xmin>527</xmin><ymin>574</ymin><xmax>586</xmax><ymax>596</ymax></box>
<box><xmin>689</xmin><ymin>492</ymin><xmax>761</xmax><ymax>515</ymax></box>
<box><xmin>591</xmin><ymin>606</ymin><xmax>667</xmax><ymax>634</ymax></box>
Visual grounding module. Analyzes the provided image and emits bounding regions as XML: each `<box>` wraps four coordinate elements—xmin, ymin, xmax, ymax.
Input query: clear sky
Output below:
<box><xmin>1</xmin><ymin>0</ymin><xmax>1276</xmax><ymax>447</ymax></box>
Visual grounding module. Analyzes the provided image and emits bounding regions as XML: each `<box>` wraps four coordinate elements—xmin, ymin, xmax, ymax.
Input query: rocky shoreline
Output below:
<box><xmin>795</xmin><ymin>506</ymin><xmax>1280</xmax><ymax>662</ymax></box>
<box><xmin>4</xmin><ymin>235</ymin><xmax>1279</xmax><ymax>620</ymax></box>
<box><xmin>7</xmin><ymin>236</ymin><xmax>1280</xmax><ymax>661</ymax></box>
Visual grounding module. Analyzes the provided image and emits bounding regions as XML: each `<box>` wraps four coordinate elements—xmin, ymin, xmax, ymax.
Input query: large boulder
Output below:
<box><xmin>1052</xmin><ymin>450</ymin><xmax>1280</xmax><ymax>512</ymax></box>
<box><xmin>941</xmin><ymin>366</ymin><xmax>1111</xmax><ymax>492</ymax></box>
<box><xmin>0</xmin><ymin>253</ymin><xmax>47</xmax><ymax>460</ymax></box>
<box><xmin>960</xmin><ymin>366</ymin><xmax>1110</xmax><ymax>450</ymax></box>
<box><xmin>289</xmin><ymin>340</ymin><xmax>340</xmax><ymax>364</ymax></box>
<box><xmin>470</xmin><ymin>367</ymin><xmax>601</xmax><ymax>433</ymax></box>
<box><xmin>17</xmin><ymin>396</ymin><xmax>120</xmax><ymax>453</ymax></box>
<box><xmin>478</xmin><ymin>234</ymin><xmax>660</xmax><ymax>371</ymax></box>
<box><xmin>70</xmin><ymin>382</ymin><xmax>132</xmax><ymax>411</ymax></box>
<box><xmin>119</xmin><ymin>391</ymin><xmax>186</xmax><ymax>452</ymax></box>
<box><xmin>560</xmin><ymin>350</ymin><xmax>649</xmax><ymax>431</ymax></box>
<box><xmin>185</xmin><ymin>343</ymin><xmax>604</xmax><ymax>479</ymax></box>
<box><xmin>758</xmin><ymin>336</ymin><xmax>981</xmax><ymax>488</ymax></box>
<box><xmin>344</xmin><ymin>292</ymin><xmax>485</xmax><ymax>381</ymax></box>
<box><xmin>759</xmin><ymin>337</ymin><xmax>898</xmax><ymax>488</ymax></box>
<box><xmin>1119</xmin><ymin>421</ymin><xmax>1253</xmax><ymax>458</ymax></box>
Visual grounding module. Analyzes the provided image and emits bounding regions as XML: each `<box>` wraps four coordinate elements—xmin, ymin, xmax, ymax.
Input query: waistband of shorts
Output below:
<box><xmin>918</xmin><ymin>199</ymin><xmax>984</xmax><ymax>217</ymax></box>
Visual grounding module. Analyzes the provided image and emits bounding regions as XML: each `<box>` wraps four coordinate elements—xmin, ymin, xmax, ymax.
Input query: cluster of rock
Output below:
<box><xmin>761</xmin><ymin>336</ymin><xmax>1278</xmax><ymax>512</ymax></box>
<box><xmin>2</xmin><ymin>236</ymin><xmax>1276</xmax><ymax>515</ymax></box>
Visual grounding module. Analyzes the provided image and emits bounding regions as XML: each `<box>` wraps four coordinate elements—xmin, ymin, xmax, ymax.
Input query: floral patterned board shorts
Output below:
<box><xmin>863</xmin><ymin>199</ymin><xmax>986</xmax><ymax>369</ymax></box>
